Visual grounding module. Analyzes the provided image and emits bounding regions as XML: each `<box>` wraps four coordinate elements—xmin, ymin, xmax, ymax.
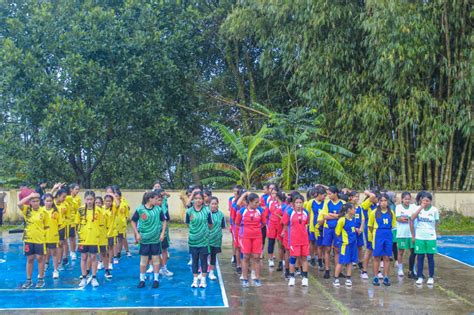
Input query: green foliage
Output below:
<box><xmin>439</xmin><ymin>210</ymin><xmax>474</xmax><ymax>234</ymax></box>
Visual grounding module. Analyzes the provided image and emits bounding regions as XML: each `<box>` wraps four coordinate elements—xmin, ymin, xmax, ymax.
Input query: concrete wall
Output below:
<box><xmin>1</xmin><ymin>189</ymin><xmax>473</xmax><ymax>223</ymax></box>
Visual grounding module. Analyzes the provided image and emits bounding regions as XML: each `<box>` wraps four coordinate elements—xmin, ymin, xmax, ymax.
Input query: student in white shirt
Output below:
<box><xmin>395</xmin><ymin>192</ymin><xmax>414</xmax><ymax>277</ymax></box>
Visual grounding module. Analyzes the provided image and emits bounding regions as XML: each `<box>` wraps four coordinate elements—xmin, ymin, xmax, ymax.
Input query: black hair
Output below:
<box><xmin>38</xmin><ymin>178</ymin><xmax>47</xmax><ymax>185</ymax></box>
<box><xmin>43</xmin><ymin>193</ymin><xmax>58</xmax><ymax>213</ymax></box>
<box><xmin>287</xmin><ymin>191</ymin><xmax>303</xmax><ymax>203</ymax></box>
<box><xmin>210</xmin><ymin>196</ymin><xmax>219</xmax><ymax>203</ymax></box>
<box><xmin>246</xmin><ymin>193</ymin><xmax>260</xmax><ymax>203</ymax></box>
<box><xmin>70</xmin><ymin>183</ymin><xmax>80</xmax><ymax>190</ymax></box>
<box><xmin>306</xmin><ymin>188</ymin><xmax>315</xmax><ymax>200</ymax></box>
<box><xmin>339</xmin><ymin>202</ymin><xmax>354</xmax><ymax>218</ymax></box>
<box><xmin>84</xmin><ymin>190</ymin><xmax>96</xmax><ymax>221</ymax></box>
<box><xmin>193</xmin><ymin>191</ymin><xmax>205</xmax><ymax>199</ymax></box>
<box><xmin>142</xmin><ymin>191</ymin><xmax>158</xmax><ymax>205</ymax></box>
<box><xmin>401</xmin><ymin>191</ymin><xmax>411</xmax><ymax>200</ymax></box>
<box><xmin>276</xmin><ymin>191</ymin><xmax>286</xmax><ymax>202</ymax></box>
<box><xmin>417</xmin><ymin>191</ymin><xmax>432</xmax><ymax>202</ymax></box>
<box><xmin>233</xmin><ymin>184</ymin><xmax>243</xmax><ymax>190</ymax></box>
<box><xmin>328</xmin><ymin>185</ymin><xmax>339</xmax><ymax>194</ymax></box>
<box><xmin>349</xmin><ymin>190</ymin><xmax>358</xmax><ymax>198</ymax></box>
<box><xmin>339</xmin><ymin>193</ymin><xmax>349</xmax><ymax>202</ymax></box>
<box><xmin>375</xmin><ymin>193</ymin><xmax>390</xmax><ymax>219</ymax></box>
<box><xmin>153</xmin><ymin>188</ymin><xmax>164</xmax><ymax>196</ymax></box>
<box><xmin>314</xmin><ymin>186</ymin><xmax>327</xmax><ymax>197</ymax></box>
<box><xmin>292</xmin><ymin>194</ymin><xmax>305</xmax><ymax>203</ymax></box>
<box><xmin>203</xmin><ymin>189</ymin><xmax>212</xmax><ymax>197</ymax></box>
<box><xmin>153</xmin><ymin>180</ymin><xmax>161</xmax><ymax>187</ymax></box>
<box><xmin>95</xmin><ymin>196</ymin><xmax>104</xmax><ymax>204</ymax></box>
<box><xmin>55</xmin><ymin>188</ymin><xmax>68</xmax><ymax>199</ymax></box>
<box><xmin>113</xmin><ymin>187</ymin><xmax>122</xmax><ymax>197</ymax></box>
<box><xmin>104</xmin><ymin>194</ymin><xmax>114</xmax><ymax>201</ymax></box>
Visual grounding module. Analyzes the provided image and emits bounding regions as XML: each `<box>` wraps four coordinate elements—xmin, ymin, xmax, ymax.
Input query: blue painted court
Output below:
<box><xmin>437</xmin><ymin>235</ymin><xmax>474</xmax><ymax>267</ymax></box>
<box><xmin>0</xmin><ymin>234</ymin><xmax>228</xmax><ymax>310</ymax></box>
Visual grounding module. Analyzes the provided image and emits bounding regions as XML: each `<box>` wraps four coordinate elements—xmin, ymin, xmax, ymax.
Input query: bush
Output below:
<box><xmin>439</xmin><ymin>209</ymin><xmax>474</xmax><ymax>234</ymax></box>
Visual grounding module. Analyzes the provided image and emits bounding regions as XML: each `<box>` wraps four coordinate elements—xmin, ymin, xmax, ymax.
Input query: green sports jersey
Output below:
<box><xmin>133</xmin><ymin>205</ymin><xmax>164</xmax><ymax>244</ymax></box>
<box><xmin>209</xmin><ymin>210</ymin><xmax>225</xmax><ymax>248</ymax></box>
<box><xmin>186</xmin><ymin>205</ymin><xmax>213</xmax><ymax>247</ymax></box>
<box><xmin>162</xmin><ymin>197</ymin><xmax>170</xmax><ymax>241</ymax></box>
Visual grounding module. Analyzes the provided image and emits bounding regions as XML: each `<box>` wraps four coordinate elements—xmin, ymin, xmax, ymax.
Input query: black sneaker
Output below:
<box><xmin>117</xmin><ymin>252</ymin><xmax>121</xmax><ymax>259</ymax></box>
<box><xmin>137</xmin><ymin>281</ymin><xmax>145</xmax><ymax>288</ymax></box>
<box><xmin>62</xmin><ymin>257</ymin><xmax>69</xmax><ymax>266</ymax></box>
<box><xmin>36</xmin><ymin>278</ymin><xmax>45</xmax><ymax>288</ymax></box>
<box><xmin>358</xmin><ymin>262</ymin><xmax>363</xmax><ymax>270</ymax></box>
<box><xmin>236</xmin><ymin>266</ymin><xmax>242</xmax><ymax>274</ymax></box>
<box><xmin>339</xmin><ymin>272</ymin><xmax>346</xmax><ymax>279</ymax></box>
<box><xmin>324</xmin><ymin>270</ymin><xmax>330</xmax><ymax>279</ymax></box>
<box><xmin>276</xmin><ymin>261</ymin><xmax>283</xmax><ymax>272</ymax></box>
<box><xmin>105</xmin><ymin>269</ymin><xmax>112</xmax><ymax>279</ymax></box>
<box><xmin>284</xmin><ymin>270</ymin><xmax>290</xmax><ymax>280</ymax></box>
<box><xmin>152</xmin><ymin>280</ymin><xmax>159</xmax><ymax>289</ymax></box>
<box><xmin>310</xmin><ymin>258</ymin><xmax>316</xmax><ymax>267</ymax></box>
<box><xmin>22</xmin><ymin>280</ymin><xmax>33</xmax><ymax>289</ymax></box>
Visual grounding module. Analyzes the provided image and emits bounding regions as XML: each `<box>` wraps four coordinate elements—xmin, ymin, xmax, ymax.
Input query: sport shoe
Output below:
<box><xmin>241</xmin><ymin>279</ymin><xmax>250</xmax><ymax>288</ymax></box>
<box><xmin>146</xmin><ymin>265</ymin><xmax>153</xmax><ymax>273</ymax></box>
<box><xmin>79</xmin><ymin>278</ymin><xmax>87</xmax><ymax>287</ymax></box>
<box><xmin>58</xmin><ymin>265</ymin><xmax>65</xmax><ymax>271</ymax></box>
<box><xmin>22</xmin><ymin>280</ymin><xmax>33</xmax><ymax>289</ymax></box>
<box><xmin>98</xmin><ymin>262</ymin><xmax>104</xmax><ymax>270</ymax></box>
<box><xmin>383</xmin><ymin>277</ymin><xmax>391</xmax><ymax>286</ymax></box>
<box><xmin>251</xmin><ymin>270</ymin><xmax>256</xmax><ymax>280</ymax></box>
<box><xmin>276</xmin><ymin>261</ymin><xmax>283</xmax><ymax>272</ymax></box>
<box><xmin>377</xmin><ymin>272</ymin><xmax>384</xmax><ymax>279</ymax></box>
<box><xmin>209</xmin><ymin>270</ymin><xmax>217</xmax><ymax>280</ymax></box>
<box><xmin>345</xmin><ymin>279</ymin><xmax>352</xmax><ymax>287</ymax></box>
<box><xmin>324</xmin><ymin>270</ymin><xmax>330</xmax><ymax>279</ymax></box>
<box><xmin>137</xmin><ymin>281</ymin><xmax>145</xmax><ymax>288</ymax></box>
<box><xmin>160</xmin><ymin>267</ymin><xmax>174</xmax><ymax>277</ymax></box>
<box><xmin>398</xmin><ymin>269</ymin><xmax>404</xmax><ymax>277</ymax></box>
<box><xmin>333</xmin><ymin>278</ymin><xmax>340</xmax><ymax>287</ymax></box>
<box><xmin>91</xmin><ymin>277</ymin><xmax>99</xmax><ymax>287</ymax></box>
<box><xmin>295</xmin><ymin>268</ymin><xmax>301</xmax><ymax>276</ymax></box>
<box><xmin>373</xmin><ymin>277</ymin><xmax>380</xmax><ymax>286</ymax></box>
<box><xmin>152</xmin><ymin>280</ymin><xmax>159</xmax><ymax>288</ymax></box>
<box><xmin>191</xmin><ymin>278</ymin><xmax>199</xmax><ymax>288</ymax></box>
<box><xmin>427</xmin><ymin>277</ymin><xmax>434</xmax><ymax>285</ymax></box>
<box><xmin>268</xmin><ymin>259</ymin><xmax>275</xmax><ymax>268</ymax></box>
<box><xmin>62</xmin><ymin>257</ymin><xmax>69</xmax><ymax>266</ymax></box>
<box><xmin>310</xmin><ymin>258</ymin><xmax>316</xmax><ymax>267</ymax></box>
<box><xmin>113</xmin><ymin>257</ymin><xmax>119</xmax><ymax>264</ymax></box>
<box><xmin>416</xmin><ymin>277</ymin><xmax>423</xmax><ymax>285</ymax></box>
<box><xmin>197</xmin><ymin>273</ymin><xmax>203</xmax><ymax>281</ymax></box>
<box><xmin>239</xmin><ymin>274</ymin><xmax>244</xmax><ymax>280</ymax></box>
<box><xmin>318</xmin><ymin>260</ymin><xmax>324</xmax><ymax>271</ymax></box>
<box><xmin>253</xmin><ymin>279</ymin><xmax>262</xmax><ymax>287</ymax></box>
<box><xmin>302</xmin><ymin>277</ymin><xmax>309</xmax><ymax>287</ymax></box>
<box><xmin>105</xmin><ymin>269</ymin><xmax>112</xmax><ymax>279</ymax></box>
<box><xmin>109</xmin><ymin>263</ymin><xmax>113</xmax><ymax>270</ymax></box>
<box><xmin>70</xmin><ymin>252</ymin><xmax>77</xmax><ymax>261</ymax></box>
<box><xmin>288</xmin><ymin>277</ymin><xmax>296</xmax><ymax>286</ymax></box>
<box><xmin>187</xmin><ymin>258</ymin><xmax>192</xmax><ymax>266</ymax></box>
<box><xmin>236</xmin><ymin>266</ymin><xmax>242</xmax><ymax>274</ymax></box>
<box><xmin>126</xmin><ymin>251</ymin><xmax>132</xmax><ymax>257</ymax></box>
<box><xmin>361</xmin><ymin>271</ymin><xmax>369</xmax><ymax>279</ymax></box>
<box><xmin>52</xmin><ymin>270</ymin><xmax>59</xmax><ymax>279</ymax></box>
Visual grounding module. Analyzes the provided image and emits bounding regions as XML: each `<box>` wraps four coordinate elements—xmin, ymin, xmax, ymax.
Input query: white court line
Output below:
<box><xmin>0</xmin><ymin>287</ymin><xmax>85</xmax><ymax>292</ymax></box>
<box><xmin>437</xmin><ymin>253</ymin><xmax>474</xmax><ymax>268</ymax></box>
<box><xmin>0</xmin><ymin>306</ymin><xmax>228</xmax><ymax>311</ymax></box>
<box><xmin>216</xmin><ymin>257</ymin><xmax>229</xmax><ymax>308</ymax></box>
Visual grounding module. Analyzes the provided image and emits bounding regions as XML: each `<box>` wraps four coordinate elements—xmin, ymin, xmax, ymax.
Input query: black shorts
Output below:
<box><xmin>78</xmin><ymin>245</ymin><xmax>98</xmax><ymax>254</ymax></box>
<box><xmin>46</xmin><ymin>243</ymin><xmax>58</xmax><ymax>249</ymax></box>
<box><xmin>68</xmin><ymin>226</ymin><xmax>76</xmax><ymax>238</ymax></box>
<box><xmin>139</xmin><ymin>243</ymin><xmax>162</xmax><ymax>256</ymax></box>
<box><xmin>108</xmin><ymin>237</ymin><xmax>116</xmax><ymax>247</ymax></box>
<box><xmin>24</xmin><ymin>242</ymin><xmax>44</xmax><ymax>256</ymax></box>
<box><xmin>161</xmin><ymin>237</ymin><xmax>170</xmax><ymax>250</ymax></box>
<box><xmin>99</xmin><ymin>245</ymin><xmax>107</xmax><ymax>253</ymax></box>
<box><xmin>190</xmin><ymin>246</ymin><xmax>209</xmax><ymax>256</ymax></box>
<box><xmin>117</xmin><ymin>233</ymin><xmax>125</xmax><ymax>240</ymax></box>
<box><xmin>210</xmin><ymin>246</ymin><xmax>222</xmax><ymax>255</ymax></box>
<box><xmin>58</xmin><ymin>228</ymin><xmax>66</xmax><ymax>241</ymax></box>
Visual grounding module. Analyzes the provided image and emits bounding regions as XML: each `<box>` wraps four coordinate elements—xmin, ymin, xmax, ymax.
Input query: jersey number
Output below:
<box><xmin>383</xmin><ymin>218</ymin><xmax>388</xmax><ymax>224</ymax></box>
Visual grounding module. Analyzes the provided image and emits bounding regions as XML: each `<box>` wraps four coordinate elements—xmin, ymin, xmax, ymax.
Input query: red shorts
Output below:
<box><xmin>267</xmin><ymin>223</ymin><xmax>283</xmax><ymax>239</ymax></box>
<box><xmin>239</xmin><ymin>237</ymin><xmax>263</xmax><ymax>255</ymax></box>
<box><xmin>233</xmin><ymin>225</ymin><xmax>240</xmax><ymax>247</ymax></box>
<box><xmin>283</xmin><ymin>233</ymin><xmax>289</xmax><ymax>250</ymax></box>
<box><xmin>289</xmin><ymin>244</ymin><xmax>310</xmax><ymax>257</ymax></box>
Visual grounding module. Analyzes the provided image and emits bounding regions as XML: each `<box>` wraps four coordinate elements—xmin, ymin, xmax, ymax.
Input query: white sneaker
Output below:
<box><xmin>361</xmin><ymin>272</ymin><xmax>369</xmax><ymax>280</ymax></box>
<box><xmin>108</xmin><ymin>263</ymin><xmax>113</xmax><ymax>270</ymax></box>
<box><xmin>126</xmin><ymin>251</ymin><xmax>132</xmax><ymax>257</ymax></box>
<box><xmin>380</xmin><ymin>261</ymin><xmax>384</xmax><ymax>269</ymax></box>
<box><xmin>394</xmin><ymin>261</ymin><xmax>399</xmax><ymax>268</ymax></box>
<box><xmin>70</xmin><ymin>252</ymin><xmax>77</xmax><ymax>261</ymax></box>
<box><xmin>345</xmin><ymin>279</ymin><xmax>352</xmax><ymax>287</ymax></box>
<box><xmin>52</xmin><ymin>270</ymin><xmax>59</xmax><ymax>279</ymax></box>
<box><xmin>197</xmin><ymin>273</ymin><xmax>203</xmax><ymax>281</ymax></box>
<box><xmin>160</xmin><ymin>267</ymin><xmax>174</xmax><ymax>277</ymax></box>
<box><xmin>146</xmin><ymin>265</ymin><xmax>153</xmax><ymax>273</ymax></box>
<box><xmin>251</xmin><ymin>270</ymin><xmax>256</xmax><ymax>280</ymax></box>
<box><xmin>288</xmin><ymin>277</ymin><xmax>296</xmax><ymax>286</ymax></box>
<box><xmin>113</xmin><ymin>258</ymin><xmax>119</xmax><ymax>264</ymax></box>
<box><xmin>199</xmin><ymin>278</ymin><xmax>207</xmax><ymax>288</ymax></box>
<box><xmin>377</xmin><ymin>272</ymin><xmax>384</xmax><ymax>279</ymax></box>
<box><xmin>209</xmin><ymin>270</ymin><xmax>217</xmax><ymax>280</ymax></box>
<box><xmin>398</xmin><ymin>268</ymin><xmax>404</xmax><ymax>277</ymax></box>
<box><xmin>239</xmin><ymin>274</ymin><xmax>244</xmax><ymax>280</ymax></box>
<box><xmin>427</xmin><ymin>277</ymin><xmax>434</xmax><ymax>285</ymax></box>
<box><xmin>187</xmin><ymin>258</ymin><xmax>192</xmax><ymax>266</ymax></box>
<box><xmin>91</xmin><ymin>278</ymin><xmax>99</xmax><ymax>287</ymax></box>
<box><xmin>416</xmin><ymin>277</ymin><xmax>423</xmax><ymax>285</ymax></box>
<box><xmin>302</xmin><ymin>277</ymin><xmax>308</xmax><ymax>287</ymax></box>
<box><xmin>79</xmin><ymin>278</ymin><xmax>87</xmax><ymax>287</ymax></box>
<box><xmin>268</xmin><ymin>259</ymin><xmax>275</xmax><ymax>268</ymax></box>
<box><xmin>98</xmin><ymin>262</ymin><xmax>104</xmax><ymax>270</ymax></box>
<box><xmin>333</xmin><ymin>278</ymin><xmax>340</xmax><ymax>287</ymax></box>
<box><xmin>191</xmin><ymin>278</ymin><xmax>199</xmax><ymax>288</ymax></box>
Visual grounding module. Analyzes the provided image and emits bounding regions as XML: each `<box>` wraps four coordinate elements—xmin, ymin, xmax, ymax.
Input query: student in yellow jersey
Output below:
<box><xmin>95</xmin><ymin>196</ymin><xmax>109</xmax><ymax>273</ymax></box>
<box><xmin>50</xmin><ymin>184</ymin><xmax>71</xmax><ymax>270</ymax></box>
<box><xmin>76</xmin><ymin>191</ymin><xmax>105</xmax><ymax>287</ymax></box>
<box><xmin>18</xmin><ymin>192</ymin><xmax>48</xmax><ymax>289</ymax></box>
<box><xmin>103</xmin><ymin>194</ymin><xmax>120</xmax><ymax>278</ymax></box>
<box><xmin>43</xmin><ymin>193</ymin><xmax>61</xmax><ymax>279</ymax></box>
<box><xmin>107</xmin><ymin>186</ymin><xmax>131</xmax><ymax>261</ymax></box>
<box><xmin>67</xmin><ymin>183</ymin><xmax>81</xmax><ymax>262</ymax></box>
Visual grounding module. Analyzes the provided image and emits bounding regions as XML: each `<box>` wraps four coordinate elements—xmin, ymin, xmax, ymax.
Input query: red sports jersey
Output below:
<box><xmin>283</xmin><ymin>208</ymin><xmax>309</xmax><ymax>246</ymax></box>
<box><xmin>268</xmin><ymin>201</ymin><xmax>284</xmax><ymax>226</ymax></box>
<box><xmin>235</xmin><ymin>207</ymin><xmax>266</xmax><ymax>239</ymax></box>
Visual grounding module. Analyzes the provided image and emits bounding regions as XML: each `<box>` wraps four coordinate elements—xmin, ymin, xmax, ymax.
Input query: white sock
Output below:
<box><xmin>162</xmin><ymin>264</ymin><xmax>167</xmax><ymax>270</ymax></box>
<box><xmin>139</xmin><ymin>273</ymin><xmax>145</xmax><ymax>281</ymax></box>
<box><xmin>154</xmin><ymin>273</ymin><xmax>159</xmax><ymax>281</ymax></box>
<box><xmin>399</xmin><ymin>263</ymin><xmax>403</xmax><ymax>270</ymax></box>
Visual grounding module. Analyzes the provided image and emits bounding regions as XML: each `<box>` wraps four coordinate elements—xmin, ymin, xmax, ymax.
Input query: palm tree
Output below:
<box><xmin>194</xmin><ymin>123</ymin><xmax>278</xmax><ymax>189</ymax></box>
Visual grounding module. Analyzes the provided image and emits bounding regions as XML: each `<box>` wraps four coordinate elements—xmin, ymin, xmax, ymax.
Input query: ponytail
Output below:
<box><xmin>339</xmin><ymin>202</ymin><xmax>354</xmax><ymax>218</ymax></box>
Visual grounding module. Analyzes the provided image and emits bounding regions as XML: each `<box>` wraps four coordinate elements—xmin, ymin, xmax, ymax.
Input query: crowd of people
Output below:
<box><xmin>12</xmin><ymin>180</ymin><xmax>439</xmax><ymax>291</ymax></box>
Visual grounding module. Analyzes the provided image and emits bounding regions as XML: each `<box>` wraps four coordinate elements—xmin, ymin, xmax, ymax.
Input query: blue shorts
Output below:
<box><xmin>364</xmin><ymin>229</ymin><xmax>373</xmax><ymax>250</ymax></box>
<box><xmin>339</xmin><ymin>241</ymin><xmax>358</xmax><ymax>264</ymax></box>
<box><xmin>322</xmin><ymin>227</ymin><xmax>336</xmax><ymax>247</ymax></box>
<box><xmin>356</xmin><ymin>233</ymin><xmax>364</xmax><ymax>247</ymax></box>
<box><xmin>309</xmin><ymin>231</ymin><xmax>316</xmax><ymax>242</ymax></box>
<box><xmin>373</xmin><ymin>230</ymin><xmax>393</xmax><ymax>257</ymax></box>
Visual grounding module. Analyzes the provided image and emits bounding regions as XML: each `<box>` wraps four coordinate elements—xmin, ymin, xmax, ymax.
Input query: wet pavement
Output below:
<box><xmin>4</xmin><ymin>228</ymin><xmax>474</xmax><ymax>314</ymax></box>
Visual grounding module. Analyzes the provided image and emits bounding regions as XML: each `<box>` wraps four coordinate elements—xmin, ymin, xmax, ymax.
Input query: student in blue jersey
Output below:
<box><xmin>131</xmin><ymin>191</ymin><xmax>167</xmax><ymax>289</ymax></box>
<box><xmin>395</xmin><ymin>192</ymin><xmax>415</xmax><ymax>277</ymax></box>
<box><xmin>360</xmin><ymin>190</ymin><xmax>380</xmax><ymax>279</ymax></box>
<box><xmin>208</xmin><ymin>197</ymin><xmax>226</xmax><ymax>280</ymax></box>
<box><xmin>309</xmin><ymin>186</ymin><xmax>327</xmax><ymax>271</ymax></box>
<box><xmin>411</xmin><ymin>191</ymin><xmax>439</xmax><ymax>286</ymax></box>
<box><xmin>186</xmin><ymin>191</ymin><xmax>213</xmax><ymax>288</ymax></box>
<box><xmin>348</xmin><ymin>191</ymin><xmax>365</xmax><ymax>271</ymax></box>
<box><xmin>368</xmin><ymin>193</ymin><xmax>396</xmax><ymax>286</ymax></box>
<box><xmin>334</xmin><ymin>202</ymin><xmax>358</xmax><ymax>288</ymax></box>
<box><xmin>318</xmin><ymin>186</ymin><xmax>345</xmax><ymax>279</ymax></box>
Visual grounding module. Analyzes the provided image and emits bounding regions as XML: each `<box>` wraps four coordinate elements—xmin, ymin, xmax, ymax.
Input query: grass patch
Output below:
<box><xmin>439</xmin><ymin>210</ymin><xmax>474</xmax><ymax>235</ymax></box>
<box><xmin>169</xmin><ymin>220</ymin><xmax>187</xmax><ymax>229</ymax></box>
<box><xmin>0</xmin><ymin>224</ymin><xmax>22</xmax><ymax>233</ymax></box>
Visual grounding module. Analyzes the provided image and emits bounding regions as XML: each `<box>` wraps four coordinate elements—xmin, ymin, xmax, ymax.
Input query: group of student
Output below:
<box><xmin>228</xmin><ymin>184</ymin><xmax>440</xmax><ymax>288</ymax></box>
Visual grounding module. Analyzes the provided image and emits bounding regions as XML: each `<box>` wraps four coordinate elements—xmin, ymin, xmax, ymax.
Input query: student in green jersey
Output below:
<box><xmin>153</xmin><ymin>188</ymin><xmax>174</xmax><ymax>277</ymax></box>
<box><xmin>208</xmin><ymin>197</ymin><xmax>226</xmax><ymax>280</ymax></box>
<box><xmin>186</xmin><ymin>191</ymin><xmax>213</xmax><ymax>288</ymax></box>
<box><xmin>131</xmin><ymin>191</ymin><xmax>167</xmax><ymax>289</ymax></box>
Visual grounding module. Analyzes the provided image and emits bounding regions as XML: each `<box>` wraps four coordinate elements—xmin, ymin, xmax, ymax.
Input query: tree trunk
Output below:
<box><xmin>443</xmin><ymin>133</ymin><xmax>454</xmax><ymax>189</ymax></box>
<box><xmin>405</xmin><ymin>127</ymin><xmax>412</xmax><ymax>189</ymax></box>
<box><xmin>454</xmin><ymin>137</ymin><xmax>469</xmax><ymax>189</ymax></box>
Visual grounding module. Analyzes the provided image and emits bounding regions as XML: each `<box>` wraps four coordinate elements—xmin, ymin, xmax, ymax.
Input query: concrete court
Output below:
<box><xmin>5</xmin><ymin>228</ymin><xmax>474</xmax><ymax>315</ymax></box>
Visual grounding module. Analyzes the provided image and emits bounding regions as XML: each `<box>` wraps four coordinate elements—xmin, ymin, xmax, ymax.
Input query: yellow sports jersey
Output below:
<box><xmin>20</xmin><ymin>205</ymin><xmax>48</xmax><ymax>244</ymax></box>
<box><xmin>97</xmin><ymin>207</ymin><xmax>108</xmax><ymax>246</ymax></box>
<box><xmin>116</xmin><ymin>198</ymin><xmax>129</xmax><ymax>234</ymax></box>
<box><xmin>104</xmin><ymin>205</ymin><xmax>118</xmax><ymax>238</ymax></box>
<box><xmin>361</xmin><ymin>198</ymin><xmax>373</xmax><ymax>212</ymax></box>
<box><xmin>319</xmin><ymin>199</ymin><xmax>346</xmax><ymax>229</ymax></box>
<box><xmin>368</xmin><ymin>209</ymin><xmax>396</xmax><ymax>242</ymax></box>
<box><xmin>75</xmin><ymin>206</ymin><xmax>105</xmax><ymax>245</ymax></box>
<box><xmin>66</xmin><ymin>195</ymin><xmax>82</xmax><ymax>226</ymax></box>
<box><xmin>361</xmin><ymin>198</ymin><xmax>376</xmax><ymax>241</ymax></box>
<box><xmin>44</xmin><ymin>207</ymin><xmax>61</xmax><ymax>244</ymax></box>
<box><xmin>305</xmin><ymin>199</ymin><xmax>315</xmax><ymax>232</ymax></box>
<box><xmin>55</xmin><ymin>200</ymin><xmax>70</xmax><ymax>230</ymax></box>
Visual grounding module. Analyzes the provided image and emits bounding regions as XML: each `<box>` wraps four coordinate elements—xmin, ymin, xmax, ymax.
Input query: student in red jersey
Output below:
<box><xmin>229</xmin><ymin>185</ymin><xmax>242</xmax><ymax>267</ymax></box>
<box><xmin>231</xmin><ymin>186</ymin><xmax>244</xmax><ymax>273</ymax></box>
<box><xmin>283</xmin><ymin>194</ymin><xmax>309</xmax><ymax>287</ymax></box>
<box><xmin>235</xmin><ymin>193</ymin><xmax>266</xmax><ymax>288</ymax></box>
<box><xmin>267</xmin><ymin>189</ymin><xmax>286</xmax><ymax>270</ymax></box>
